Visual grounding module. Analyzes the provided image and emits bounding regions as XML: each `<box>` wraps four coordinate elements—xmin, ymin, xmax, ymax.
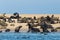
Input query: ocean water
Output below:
<box><xmin>0</xmin><ymin>32</ymin><xmax>60</xmax><ymax>40</ymax></box>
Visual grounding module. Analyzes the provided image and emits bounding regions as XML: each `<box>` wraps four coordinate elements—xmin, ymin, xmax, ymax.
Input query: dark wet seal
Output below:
<box><xmin>15</xmin><ymin>26</ymin><xmax>22</xmax><ymax>33</ymax></box>
<box><xmin>27</xmin><ymin>22</ymin><xmax>40</xmax><ymax>33</ymax></box>
<box><xmin>0</xmin><ymin>30</ymin><xmax>2</xmax><ymax>33</ymax></box>
<box><xmin>5</xmin><ymin>29</ymin><xmax>10</xmax><ymax>32</ymax></box>
<box><xmin>31</xmin><ymin>28</ymin><xmax>40</xmax><ymax>33</ymax></box>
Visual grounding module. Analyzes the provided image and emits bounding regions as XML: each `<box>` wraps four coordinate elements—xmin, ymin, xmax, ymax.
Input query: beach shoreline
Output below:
<box><xmin>0</xmin><ymin>13</ymin><xmax>60</xmax><ymax>32</ymax></box>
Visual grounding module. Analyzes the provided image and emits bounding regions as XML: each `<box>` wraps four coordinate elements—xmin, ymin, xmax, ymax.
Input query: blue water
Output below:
<box><xmin>0</xmin><ymin>32</ymin><xmax>60</xmax><ymax>40</ymax></box>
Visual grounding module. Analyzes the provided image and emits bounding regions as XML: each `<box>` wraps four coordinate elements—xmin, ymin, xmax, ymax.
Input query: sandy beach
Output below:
<box><xmin>0</xmin><ymin>14</ymin><xmax>60</xmax><ymax>32</ymax></box>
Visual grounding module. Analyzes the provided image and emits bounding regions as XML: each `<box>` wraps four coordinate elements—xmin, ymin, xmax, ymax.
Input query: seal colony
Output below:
<box><xmin>0</xmin><ymin>13</ymin><xmax>60</xmax><ymax>33</ymax></box>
